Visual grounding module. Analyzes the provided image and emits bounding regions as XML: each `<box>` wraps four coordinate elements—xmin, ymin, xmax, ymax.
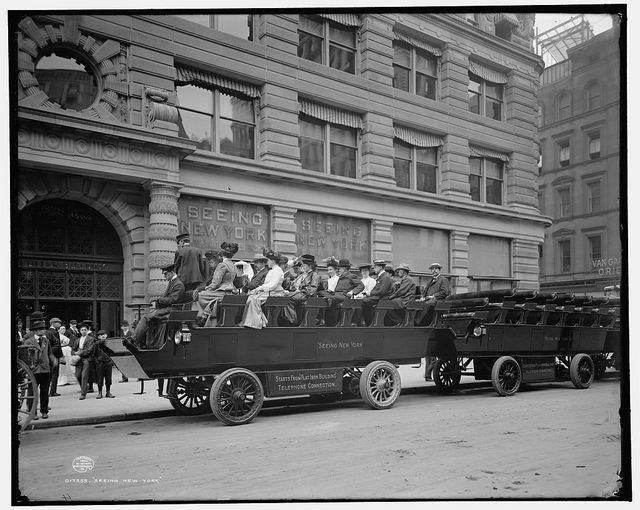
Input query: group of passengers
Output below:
<box><xmin>184</xmin><ymin>241</ymin><xmax>451</xmax><ymax>331</ymax></box>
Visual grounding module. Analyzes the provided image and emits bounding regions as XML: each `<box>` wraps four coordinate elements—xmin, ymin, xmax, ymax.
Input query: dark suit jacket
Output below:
<box><xmin>174</xmin><ymin>245</ymin><xmax>206</xmax><ymax>286</ymax></box>
<box><xmin>246</xmin><ymin>267</ymin><xmax>269</xmax><ymax>291</ymax></box>
<box><xmin>66</xmin><ymin>327</ymin><xmax>80</xmax><ymax>344</ymax></box>
<box><xmin>74</xmin><ymin>334</ymin><xmax>96</xmax><ymax>359</ymax></box>
<box><xmin>46</xmin><ymin>327</ymin><xmax>63</xmax><ymax>358</ymax></box>
<box><xmin>422</xmin><ymin>275</ymin><xmax>450</xmax><ymax>300</ymax></box>
<box><xmin>370</xmin><ymin>271</ymin><xmax>393</xmax><ymax>299</ymax></box>
<box><xmin>21</xmin><ymin>335</ymin><xmax>55</xmax><ymax>374</ymax></box>
<box><xmin>328</xmin><ymin>272</ymin><xmax>364</xmax><ymax>296</ymax></box>
<box><xmin>156</xmin><ymin>276</ymin><xmax>186</xmax><ymax>309</ymax></box>
<box><xmin>389</xmin><ymin>276</ymin><xmax>417</xmax><ymax>306</ymax></box>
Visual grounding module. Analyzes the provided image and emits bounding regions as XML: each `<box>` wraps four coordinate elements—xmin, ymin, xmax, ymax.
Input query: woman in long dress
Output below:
<box><xmin>57</xmin><ymin>325</ymin><xmax>75</xmax><ymax>386</ymax></box>
<box><xmin>241</xmin><ymin>250</ymin><xmax>286</xmax><ymax>329</ymax></box>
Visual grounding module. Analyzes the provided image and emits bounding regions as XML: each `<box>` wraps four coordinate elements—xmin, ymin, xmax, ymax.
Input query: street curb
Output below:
<box><xmin>24</xmin><ymin>373</ymin><xmax>620</xmax><ymax>431</ymax></box>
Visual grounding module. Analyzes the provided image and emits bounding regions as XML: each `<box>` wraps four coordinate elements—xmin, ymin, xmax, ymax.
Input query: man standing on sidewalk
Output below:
<box><xmin>118</xmin><ymin>320</ymin><xmax>133</xmax><ymax>382</ymax></box>
<box><xmin>46</xmin><ymin>317</ymin><xmax>63</xmax><ymax>397</ymax></box>
<box><xmin>22</xmin><ymin>318</ymin><xmax>55</xmax><ymax>420</ymax></box>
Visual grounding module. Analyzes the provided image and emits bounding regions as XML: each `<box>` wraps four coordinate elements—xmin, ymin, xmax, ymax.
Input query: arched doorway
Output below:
<box><xmin>17</xmin><ymin>199</ymin><xmax>124</xmax><ymax>336</ymax></box>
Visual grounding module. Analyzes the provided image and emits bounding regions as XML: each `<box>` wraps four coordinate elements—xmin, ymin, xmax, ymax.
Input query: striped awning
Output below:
<box><xmin>299</xmin><ymin>98</ymin><xmax>362</xmax><ymax>130</ymax></box>
<box><xmin>175</xmin><ymin>65</ymin><xmax>261</xmax><ymax>99</ymax></box>
<box><xmin>469</xmin><ymin>144</ymin><xmax>510</xmax><ymax>163</ymax></box>
<box><xmin>495</xmin><ymin>13</ymin><xmax>520</xmax><ymax>27</ymax></box>
<box><xmin>318</xmin><ymin>13</ymin><xmax>360</xmax><ymax>27</ymax></box>
<box><xmin>394</xmin><ymin>126</ymin><xmax>443</xmax><ymax>148</ymax></box>
<box><xmin>468</xmin><ymin>60</ymin><xmax>509</xmax><ymax>84</ymax></box>
<box><xmin>394</xmin><ymin>32</ymin><xmax>443</xmax><ymax>57</ymax></box>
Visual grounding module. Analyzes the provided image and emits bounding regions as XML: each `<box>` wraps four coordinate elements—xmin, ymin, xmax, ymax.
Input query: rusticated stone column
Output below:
<box><xmin>371</xmin><ymin>219</ymin><xmax>393</xmax><ymax>263</ymax></box>
<box><xmin>146</xmin><ymin>182</ymin><xmax>181</xmax><ymax>300</ymax></box>
<box><xmin>450</xmin><ymin>230</ymin><xmax>470</xmax><ymax>294</ymax></box>
<box><xmin>271</xmin><ymin>205</ymin><xmax>297</xmax><ymax>260</ymax></box>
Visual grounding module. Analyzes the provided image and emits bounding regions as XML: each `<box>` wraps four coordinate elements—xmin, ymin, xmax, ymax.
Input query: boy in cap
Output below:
<box><xmin>135</xmin><ymin>263</ymin><xmax>185</xmax><ymax>348</ymax></box>
<box><xmin>93</xmin><ymin>330</ymin><xmax>115</xmax><ymax>399</ymax></box>
<box><xmin>22</xmin><ymin>317</ymin><xmax>56</xmax><ymax>419</ymax></box>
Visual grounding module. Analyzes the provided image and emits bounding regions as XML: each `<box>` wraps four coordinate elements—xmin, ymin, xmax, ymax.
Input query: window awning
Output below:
<box><xmin>495</xmin><ymin>13</ymin><xmax>520</xmax><ymax>27</ymax></box>
<box><xmin>299</xmin><ymin>98</ymin><xmax>362</xmax><ymax>130</ymax></box>
<box><xmin>394</xmin><ymin>126</ymin><xmax>443</xmax><ymax>148</ymax></box>
<box><xmin>469</xmin><ymin>144</ymin><xmax>510</xmax><ymax>163</ymax></box>
<box><xmin>317</xmin><ymin>13</ymin><xmax>360</xmax><ymax>27</ymax></box>
<box><xmin>393</xmin><ymin>32</ymin><xmax>443</xmax><ymax>57</ymax></box>
<box><xmin>176</xmin><ymin>65</ymin><xmax>261</xmax><ymax>99</ymax></box>
<box><xmin>468</xmin><ymin>60</ymin><xmax>509</xmax><ymax>84</ymax></box>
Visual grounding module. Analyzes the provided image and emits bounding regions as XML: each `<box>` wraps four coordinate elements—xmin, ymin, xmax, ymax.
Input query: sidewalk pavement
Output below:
<box><xmin>24</xmin><ymin>363</ymin><xmax>440</xmax><ymax>431</ymax></box>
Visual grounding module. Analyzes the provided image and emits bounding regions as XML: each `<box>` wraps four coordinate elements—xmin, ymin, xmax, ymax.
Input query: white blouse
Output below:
<box><xmin>326</xmin><ymin>275</ymin><xmax>339</xmax><ymax>292</ymax></box>
<box><xmin>256</xmin><ymin>265</ymin><xmax>284</xmax><ymax>292</ymax></box>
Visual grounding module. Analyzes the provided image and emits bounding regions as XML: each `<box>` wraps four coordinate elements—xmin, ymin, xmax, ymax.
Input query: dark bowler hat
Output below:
<box><xmin>252</xmin><ymin>253</ymin><xmax>268</xmax><ymax>263</ymax></box>
<box><xmin>49</xmin><ymin>317</ymin><xmax>62</xmax><ymax>325</ymax></box>
<box><xmin>429</xmin><ymin>262</ymin><xmax>442</xmax><ymax>270</ymax></box>
<box><xmin>31</xmin><ymin>320</ymin><xmax>47</xmax><ymax>330</ymax></box>
<box><xmin>373</xmin><ymin>259</ymin><xmax>387</xmax><ymax>267</ymax></box>
<box><xmin>161</xmin><ymin>263</ymin><xmax>176</xmax><ymax>273</ymax></box>
<box><xmin>300</xmin><ymin>254</ymin><xmax>316</xmax><ymax>265</ymax></box>
<box><xmin>338</xmin><ymin>258</ymin><xmax>352</xmax><ymax>268</ymax></box>
<box><xmin>30</xmin><ymin>311</ymin><xmax>45</xmax><ymax>321</ymax></box>
<box><xmin>96</xmin><ymin>330</ymin><xmax>108</xmax><ymax>337</ymax></box>
<box><xmin>176</xmin><ymin>233</ymin><xmax>190</xmax><ymax>242</ymax></box>
<box><xmin>69</xmin><ymin>320</ymin><xmax>77</xmax><ymax>325</ymax></box>
<box><xmin>395</xmin><ymin>263</ymin><xmax>411</xmax><ymax>273</ymax></box>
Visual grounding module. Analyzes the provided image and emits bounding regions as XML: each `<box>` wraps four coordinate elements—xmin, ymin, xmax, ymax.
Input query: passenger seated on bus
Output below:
<box><xmin>415</xmin><ymin>262</ymin><xmax>451</xmax><ymax>326</ymax></box>
<box><xmin>194</xmin><ymin>242</ymin><xmax>239</xmax><ymax>327</ymax></box>
<box><xmin>246</xmin><ymin>253</ymin><xmax>270</xmax><ymax>292</ymax></box>
<box><xmin>361</xmin><ymin>260</ymin><xmax>394</xmax><ymax>326</ymax></box>
<box><xmin>282</xmin><ymin>254</ymin><xmax>321</xmax><ymax>325</ymax></box>
<box><xmin>353</xmin><ymin>263</ymin><xmax>376</xmax><ymax>299</ymax></box>
<box><xmin>317</xmin><ymin>258</ymin><xmax>364</xmax><ymax>326</ymax></box>
<box><xmin>135</xmin><ymin>263</ymin><xmax>185</xmax><ymax>348</ymax></box>
<box><xmin>233</xmin><ymin>260</ymin><xmax>254</xmax><ymax>293</ymax></box>
<box><xmin>240</xmin><ymin>250</ymin><xmax>286</xmax><ymax>329</ymax></box>
<box><xmin>385</xmin><ymin>263</ymin><xmax>417</xmax><ymax>325</ymax></box>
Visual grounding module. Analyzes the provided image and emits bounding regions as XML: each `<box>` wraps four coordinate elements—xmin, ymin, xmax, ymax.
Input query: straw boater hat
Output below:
<box><xmin>373</xmin><ymin>259</ymin><xmax>387</xmax><ymax>267</ymax></box>
<box><xmin>429</xmin><ymin>262</ymin><xmax>442</xmax><ymax>270</ymax></box>
<box><xmin>395</xmin><ymin>263</ymin><xmax>411</xmax><ymax>273</ymax></box>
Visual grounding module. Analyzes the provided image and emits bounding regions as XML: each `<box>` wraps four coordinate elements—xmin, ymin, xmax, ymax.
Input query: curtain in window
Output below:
<box><xmin>175</xmin><ymin>65</ymin><xmax>261</xmax><ymax>99</ymax></box>
<box><xmin>299</xmin><ymin>98</ymin><xmax>362</xmax><ymax>130</ymax></box>
<box><xmin>317</xmin><ymin>13</ymin><xmax>360</xmax><ymax>26</ymax></box>
<box><xmin>468</xmin><ymin>60</ymin><xmax>508</xmax><ymax>84</ymax></box>
<box><xmin>394</xmin><ymin>126</ymin><xmax>443</xmax><ymax>148</ymax></box>
<box><xmin>469</xmin><ymin>144</ymin><xmax>510</xmax><ymax>163</ymax></box>
<box><xmin>468</xmin><ymin>234</ymin><xmax>511</xmax><ymax>277</ymax></box>
<box><xmin>393</xmin><ymin>32</ymin><xmax>443</xmax><ymax>57</ymax></box>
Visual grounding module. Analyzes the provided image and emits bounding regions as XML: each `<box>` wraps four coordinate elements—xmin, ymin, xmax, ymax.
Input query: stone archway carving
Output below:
<box><xmin>17</xmin><ymin>15</ymin><xmax>128</xmax><ymax>122</ymax></box>
<box><xmin>17</xmin><ymin>171</ymin><xmax>147</xmax><ymax>315</ymax></box>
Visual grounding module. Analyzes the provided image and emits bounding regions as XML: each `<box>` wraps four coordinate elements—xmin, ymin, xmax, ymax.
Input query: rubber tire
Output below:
<box><xmin>491</xmin><ymin>356</ymin><xmax>522</xmax><ymax>396</ymax></box>
<box><xmin>17</xmin><ymin>359</ymin><xmax>38</xmax><ymax>430</ymax></box>
<box><xmin>570</xmin><ymin>353</ymin><xmax>595</xmax><ymax>389</ymax></box>
<box><xmin>433</xmin><ymin>358</ymin><xmax>462</xmax><ymax>393</ymax></box>
<box><xmin>359</xmin><ymin>361</ymin><xmax>401</xmax><ymax>410</ymax></box>
<box><xmin>167</xmin><ymin>376</ymin><xmax>212</xmax><ymax>416</ymax></box>
<box><xmin>210</xmin><ymin>368</ymin><xmax>264</xmax><ymax>425</ymax></box>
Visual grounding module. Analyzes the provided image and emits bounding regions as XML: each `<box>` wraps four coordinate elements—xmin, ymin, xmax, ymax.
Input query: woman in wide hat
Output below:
<box><xmin>240</xmin><ymin>249</ymin><xmax>286</xmax><ymax>329</ymax></box>
<box><xmin>195</xmin><ymin>242</ymin><xmax>239</xmax><ymax>327</ymax></box>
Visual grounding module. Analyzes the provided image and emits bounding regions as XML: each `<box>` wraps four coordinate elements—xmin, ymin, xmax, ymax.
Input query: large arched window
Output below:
<box><xmin>586</xmin><ymin>82</ymin><xmax>602</xmax><ymax>111</ymax></box>
<box><xmin>557</xmin><ymin>93</ymin><xmax>571</xmax><ymax>121</ymax></box>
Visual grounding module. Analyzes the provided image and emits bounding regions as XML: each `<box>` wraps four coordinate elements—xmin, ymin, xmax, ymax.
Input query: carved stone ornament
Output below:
<box><xmin>17</xmin><ymin>15</ymin><xmax>128</xmax><ymax>122</ymax></box>
<box><xmin>475</xmin><ymin>13</ymin><xmax>496</xmax><ymax>34</ymax></box>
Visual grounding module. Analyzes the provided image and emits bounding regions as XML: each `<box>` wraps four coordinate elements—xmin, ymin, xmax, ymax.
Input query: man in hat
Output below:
<box><xmin>361</xmin><ymin>260</ymin><xmax>395</xmax><ymax>326</ymax></box>
<box><xmin>22</xmin><ymin>316</ymin><xmax>56</xmax><ymax>419</ymax></box>
<box><xmin>73</xmin><ymin>320</ymin><xmax>96</xmax><ymax>399</ymax></box>
<box><xmin>67</xmin><ymin>319</ymin><xmax>80</xmax><ymax>344</ymax></box>
<box><xmin>385</xmin><ymin>263</ymin><xmax>417</xmax><ymax>325</ymax></box>
<box><xmin>282</xmin><ymin>254</ymin><xmax>321</xmax><ymax>324</ymax></box>
<box><xmin>118</xmin><ymin>320</ymin><xmax>133</xmax><ymax>382</ymax></box>
<box><xmin>246</xmin><ymin>253</ymin><xmax>270</xmax><ymax>291</ymax></box>
<box><xmin>174</xmin><ymin>233</ymin><xmax>207</xmax><ymax>295</ymax></box>
<box><xmin>319</xmin><ymin>258</ymin><xmax>364</xmax><ymax>326</ymax></box>
<box><xmin>46</xmin><ymin>317</ymin><xmax>63</xmax><ymax>397</ymax></box>
<box><xmin>134</xmin><ymin>263</ymin><xmax>185</xmax><ymax>348</ymax></box>
<box><xmin>417</xmin><ymin>262</ymin><xmax>450</xmax><ymax>379</ymax></box>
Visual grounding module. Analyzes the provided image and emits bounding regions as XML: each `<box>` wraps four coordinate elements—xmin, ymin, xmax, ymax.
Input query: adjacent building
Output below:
<box><xmin>14</xmin><ymin>12</ymin><xmax>547</xmax><ymax>332</ymax></box>
<box><xmin>538</xmin><ymin>22</ymin><xmax>621</xmax><ymax>295</ymax></box>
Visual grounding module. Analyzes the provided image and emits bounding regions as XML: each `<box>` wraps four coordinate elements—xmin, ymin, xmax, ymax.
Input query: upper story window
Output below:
<box><xmin>586</xmin><ymin>181</ymin><xmax>602</xmax><ymax>213</ymax></box>
<box><xmin>298</xmin><ymin>15</ymin><xmax>357</xmax><ymax>74</ymax></box>
<box><xmin>175</xmin><ymin>67</ymin><xmax>260</xmax><ymax>159</ymax></box>
<box><xmin>586</xmin><ymin>82</ymin><xmax>602</xmax><ymax>110</ymax></box>
<box><xmin>176</xmin><ymin>14</ymin><xmax>254</xmax><ymax>40</ymax></box>
<box><xmin>559</xmin><ymin>141</ymin><xmax>571</xmax><ymax>167</ymax></box>
<box><xmin>588</xmin><ymin>234</ymin><xmax>602</xmax><ymax>262</ymax></box>
<box><xmin>34</xmin><ymin>49</ymin><xmax>99</xmax><ymax>111</ymax></box>
<box><xmin>558</xmin><ymin>92</ymin><xmax>571</xmax><ymax>120</ymax></box>
<box><xmin>393</xmin><ymin>126</ymin><xmax>442</xmax><ymax>193</ymax></box>
<box><xmin>468</xmin><ymin>146</ymin><xmax>509</xmax><ymax>206</ymax></box>
<box><xmin>559</xmin><ymin>239</ymin><xmax>571</xmax><ymax>273</ymax></box>
<box><xmin>468</xmin><ymin>61</ymin><xmax>507</xmax><ymax>121</ymax></box>
<box><xmin>392</xmin><ymin>33</ymin><xmax>442</xmax><ymax>100</ymax></box>
<box><xmin>588</xmin><ymin>132</ymin><xmax>601</xmax><ymax>159</ymax></box>
<box><xmin>558</xmin><ymin>187</ymin><xmax>572</xmax><ymax>218</ymax></box>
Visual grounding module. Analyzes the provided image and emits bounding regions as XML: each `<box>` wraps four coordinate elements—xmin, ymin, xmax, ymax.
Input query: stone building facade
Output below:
<box><xmin>14</xmin><ymin>13</ymin><xmax>546</xmax><ymax>333</ymax></box>
<box><xmin>538</xmin><ymin>24</ymin><xmax>621</xmax><ymax>295</ymax></box>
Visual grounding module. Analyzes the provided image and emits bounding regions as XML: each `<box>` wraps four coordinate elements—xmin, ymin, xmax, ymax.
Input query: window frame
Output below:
<box><xmin>393</xmin><ymin>139</ymin><xmax>439</xmax><ymax>193</ymax></box>
<box><xmin>557</xmin><ymin>186</ymin><xmax>572</xmax><ymax>218</ymax></box>
<box><xmin>176</xmin><ymin>84</ymin><xmax>257</xmax><ymax>159</ymax></box>
<box><xmin>299</xmin><ymin>114</ymin><xmax>359</xmax><ymax>178</ymax></box>
<box><xmin>586</xmin><ymin>82</ymin><xmax>602</xmax><ymax>111</ymax></box>
<box><xmin>297</xmin><ymin>15</ymin><xmax>357</xmax><ymax>74</ymax></box>
<box><xmin>559</xmin><ymin>140</ymin><xmax>571</xmax><ymax>167</ymax></box>
<box><xmin>558</xmin><ymin>92</ymin><xmax>571</xmax><ymax>121</ymax></box>
<box><xmin>558</xmin><ymin>239</ymin><xmax>572</xmax><ymax>273</ymax></box>
<box><xmin>586</xmin><ymin>180</ymin><xmax>602</xmax><ymax>213</ymax></box>
<box><xmin>176</xmin><ymin>14</ymin><xmax>255</xmax><ymax>40</ymax></box>
<box><xmin>587</xmin><ymin>234</ymin><xmax>602</xmax><ymax>265</ymax></box>
<box><xmin>468</xmin><ymin>72</ymin><xmax>504</xmax><ymax>121</ymax></box>
<box><xmin>469</xmin><ymin>156</ymin><xmax>505</xmax><ymax>206</ymax></box>
<box><xmin>392</xmin><ymin>42</ymin><xmax>439</xmax><ymax>100</ymax></box>
<box><xmin>588</xmin><ymin>131</ymin><xmax>601</xmax><ymax>159</ymax></box>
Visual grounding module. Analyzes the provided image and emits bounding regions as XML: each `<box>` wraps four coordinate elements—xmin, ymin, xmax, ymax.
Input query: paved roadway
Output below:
<box><xmin>16</xmin><ymin>377</ymin><xmax>622</xmax><ymax>502</ymax></box>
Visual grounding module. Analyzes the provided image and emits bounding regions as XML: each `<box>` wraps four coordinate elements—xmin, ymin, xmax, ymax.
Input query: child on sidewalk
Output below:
<box><xmin>93</xmin><ymin>330</ymin><xmax>115</xmax><ymax>399</ymax></box>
